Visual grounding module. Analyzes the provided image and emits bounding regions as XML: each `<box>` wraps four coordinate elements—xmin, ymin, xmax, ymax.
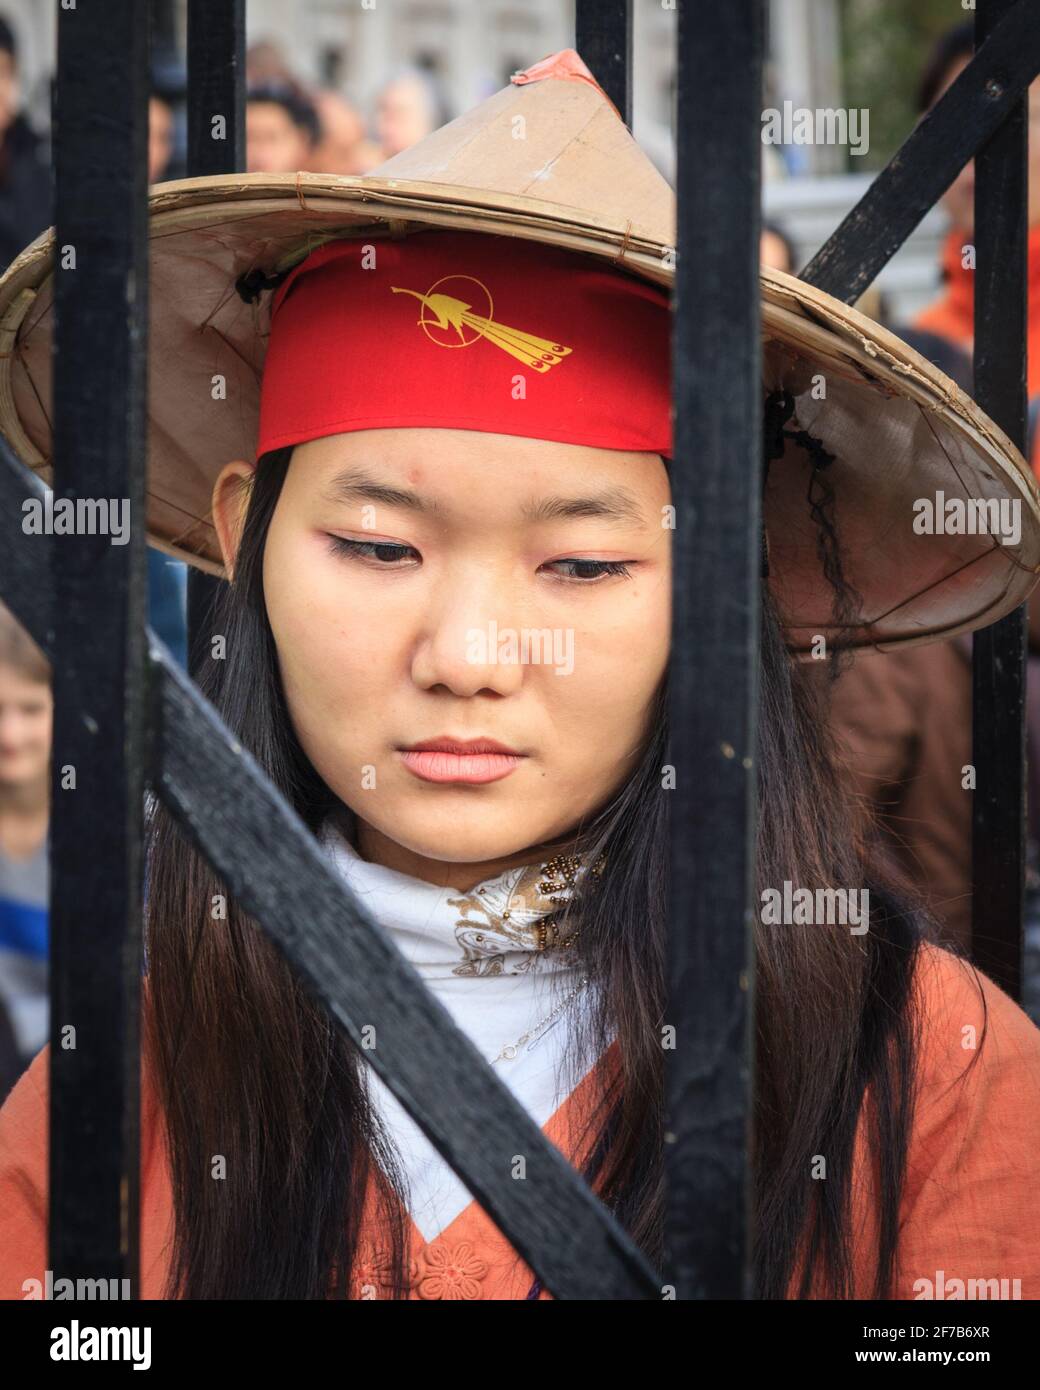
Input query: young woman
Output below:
<box><xmin>0</xmin><ymin>49</ymin><xmax>1039</xmax><ymax>1303</ymax></box>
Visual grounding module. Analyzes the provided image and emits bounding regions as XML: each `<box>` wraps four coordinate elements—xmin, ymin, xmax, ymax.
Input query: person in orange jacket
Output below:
<box><xmin>913</xmin><ymin>20</ymin><xmax>1040</xmax><ymax>470</ymax></box>
<box><xmin>0</xmin><ymin>49</ymin><xmax>1039</xmax><ymax>1304</ymax></box>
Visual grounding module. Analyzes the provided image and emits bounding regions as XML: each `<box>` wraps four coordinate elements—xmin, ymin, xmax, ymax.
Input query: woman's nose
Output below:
<box><xmin>409</xmin><ymin>580</ymin><xmax>529</xmax><ymax>697</ymax></box>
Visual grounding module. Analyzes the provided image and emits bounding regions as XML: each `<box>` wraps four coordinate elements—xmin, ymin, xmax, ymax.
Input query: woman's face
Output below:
<box><xmin>214</xmin><ymin>428</ymin><xmax>671</xmax><ymax>886</ymax></box>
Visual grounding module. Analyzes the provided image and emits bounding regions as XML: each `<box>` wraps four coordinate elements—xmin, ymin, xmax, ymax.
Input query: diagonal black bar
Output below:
<box><xmin>666</xmin><ymin>0</ymin><xmax>761</xmax><ymax>1299</ymax></box>
<box><xmin>184</xmin><ymin>0</ymin><xmax>244</xmax><ymax>678</ymax></box>
<box><xmin>971</xmin><ymin>0</ymin><xmax>1028</xmax><ymax>1000</ymax></box>
<box><xmin>48</xmin><ymin>1</ymin><xmax>149</xmax><ymax>1287</ymax></box>
<box><xmin>575</xmin><ymin>0</ymin><xmax>633</xmax><ymax>129</ymax></box>
<box><xmin>0</xmin><ymin>440</ymin><xmax>660</xmax><ymax>1303</ymax></box>
<box><xmin>800</xmin><ymin>0</ymin><xmax>1040</xmax><ymax>305</ymax></box>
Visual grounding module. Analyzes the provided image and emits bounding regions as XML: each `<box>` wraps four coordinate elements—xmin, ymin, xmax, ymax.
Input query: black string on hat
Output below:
<box><xmin>760</xmin><ymin>387</ymin><xmax>837</xmax><ymax>579</ymax></box>
<box><xmin>762</xmin><ymin>387</ymin><xmax>837</xmax><ymax>478</ymax></box>
<box><xmin>234</xmin><ymin>264</ymin><xmax>295</xmax><ymax>305</ymax></box>
<box><xmin>761</xmin><ymin>386</ymin><xmax>863</xmax><ymax>674</ymax></box>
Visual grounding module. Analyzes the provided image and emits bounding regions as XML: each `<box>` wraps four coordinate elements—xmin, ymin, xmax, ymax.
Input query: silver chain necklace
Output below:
<box><xmin>491</xmin><ymin>976</ymin><xmax>590</xmax><ymax>1064</ymax></box>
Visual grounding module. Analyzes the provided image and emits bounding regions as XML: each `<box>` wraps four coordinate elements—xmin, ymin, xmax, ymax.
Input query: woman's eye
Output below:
<box><xmin>326</xmin><ymin>535</ymin><xmax>420</xmax><ymax>565</ymax></box>
<box><xmin>326</xmin><ymin>537</ymin><xmax>631</xmax><ymax>582</ymax></box>
<box><xmin>545</xmin><ymin>559</ymin><xmax>633</xmax><ymax>582</ymax></box>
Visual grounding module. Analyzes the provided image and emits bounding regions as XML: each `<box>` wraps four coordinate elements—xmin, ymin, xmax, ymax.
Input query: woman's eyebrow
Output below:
<box><xmin>522</xmin><ymin>487</ymin><xmax>647</xmax><ymax>526</ymax></box>
<box><xmin>320</xmin><ymin>466</ymin><xmax>435</xmax><ymax>513</ymax></box>
<box><xmin>319</xmin><ymin>467</ymin><xmax>646</xmax><ymax>526</ymax></box>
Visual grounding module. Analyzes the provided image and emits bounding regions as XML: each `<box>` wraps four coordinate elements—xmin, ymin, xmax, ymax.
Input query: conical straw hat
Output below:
<box><xmin>0</xmin><ymin>47</ymin><xmax>1036</xmax><ymax>651</ymax></box>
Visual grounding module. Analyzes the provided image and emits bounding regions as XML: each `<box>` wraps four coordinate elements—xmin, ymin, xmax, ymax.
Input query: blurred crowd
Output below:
<box><xmin>0</xmin><ymin>24</ymin><xmax>452</xmax><ymax>259</ymax></box>
<box><xmin>158</xmin><ymin>37</ymin><xmax>447</xmax><ymax>185</ymax></box>
<box><xmin>1</xmin><ymin>16</ymin><xmax>1040</xmax><ymax>1101</ymax></box>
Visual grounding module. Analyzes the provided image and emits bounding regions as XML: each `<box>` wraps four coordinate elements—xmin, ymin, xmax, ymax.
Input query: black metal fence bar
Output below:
<box><xmin>971</xmin><ymin>0</ymin><xmax>1029</xmax><ymax>999</ymax></box>
<box><xmin>666</xmin><ymin>0</ymin><xmax>762</xmax><ymax>1299</ymax></box>
<box><xmin>0</xmin><ymin>441</ymin><xmax>658</xmax><ymax>1301</ymax></box>
<box><xmin>48</xmin><ymin>2</ymin><xmax>149</xmax><ymax>1285</ymax></box>
<box><xmin>184</xmin><ymin>0</ymin><xmax>243</xmax><ymax>678</ymax></box>
<box><xmin>575</xmin><ymin>0</ymin><xmax>633</xmax><ymax>129</ymax></box>
<box><xmin>186</xmin><ymin>0</ymin><xmax>245</xmax><ymax>175</ymax></box>
<box><xmin>800</xmin><ymin>0</ymin><xmax>1040</xmax><ymax>306</ymax></box>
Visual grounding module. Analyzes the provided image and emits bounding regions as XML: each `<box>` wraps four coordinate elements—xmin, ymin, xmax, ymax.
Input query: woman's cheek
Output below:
<box><xmin>577</xmin><ymin>584</ymin><xmax>668</xmax><ymax>677</ymax></box>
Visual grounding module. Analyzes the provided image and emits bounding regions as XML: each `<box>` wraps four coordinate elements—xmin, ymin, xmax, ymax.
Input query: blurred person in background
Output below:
<box><xmin>761</xmin><ymin>215</ymin><xmax>884</xmax><ymax>323</ymax></box>
<box><xmin>246</xmin><ymin>37</ymin><xmax>297</xmax><ymax>91</ymax></box>
<box><xmin>0</xmin><ymin>14</ymin><xmax>49</xmax><ymax>273</ymax></box>
<box><xmin>311</xmin><ymin>89</ymin><xmax>382</xmax><ymax>175</ymax></box>
<box><xmin>0</xmin><ymin>603</ymin><xmax>50</xmax><ymax>1100</ymax></box>
<box><xmin>760</xmin><ymin>220</ymin><xmax>796</xmax><ymax>274</ymax></box>
<box><xmin>247</xmin><ymin>83</ymin><xmax>320</xmax><ymax>174</ymax></box>
<box><xmin>149</xmin><ymin>91</ymin><xmax>175</xmax><ymax>184</ymax></box>
<box><xmin>374</xmin><ymin>67</ymin><xmax>446</xmax><ymax>160</ymax></box>
<box><xmin>913</xmin><ymin>19</ymin><xmax>1040</xmax><ymax>456</ymax></box>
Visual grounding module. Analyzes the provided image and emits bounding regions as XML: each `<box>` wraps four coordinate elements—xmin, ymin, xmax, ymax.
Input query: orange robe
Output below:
<box><xmin>914</xmin><ymin>225</ymin><xmax>1040</xmax><ymax>473</ymax></box>
<box><xmin>1</xmin><ymin>940</ymin><xmax>1039</xmax><ymax>1300</ymax></box>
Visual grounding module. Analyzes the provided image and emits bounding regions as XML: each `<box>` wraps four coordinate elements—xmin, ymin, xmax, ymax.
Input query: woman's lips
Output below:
<box><xmin>397</xmin><ymin>748</ymin><xmax>525</xmax><ymax>784</ymax></box>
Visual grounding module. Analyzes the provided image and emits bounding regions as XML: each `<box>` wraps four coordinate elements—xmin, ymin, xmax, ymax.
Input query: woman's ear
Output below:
<box><xmin>211</xmin><ymin>460</ymin><xmax>256</xmax><ymax>581</ymax></box>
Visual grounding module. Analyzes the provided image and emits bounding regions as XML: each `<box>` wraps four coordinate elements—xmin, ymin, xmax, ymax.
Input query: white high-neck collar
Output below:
<box><xmin>317</xmin><ymin>815</ymin><xmax>599</xmax><ymax>982</ymax></box>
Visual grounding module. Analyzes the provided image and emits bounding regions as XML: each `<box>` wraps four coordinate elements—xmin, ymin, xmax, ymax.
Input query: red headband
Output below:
<box><xmin>256</xmin><ymin>229</ymin><xmax>672</xmax><ymax>458</ymax></box>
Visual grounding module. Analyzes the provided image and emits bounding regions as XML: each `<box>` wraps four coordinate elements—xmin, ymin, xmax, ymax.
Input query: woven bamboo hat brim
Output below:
<box><xmin>0</xmin><ymin>47</ymin><xmax>1036</xmax><ymax>652</ymax></box>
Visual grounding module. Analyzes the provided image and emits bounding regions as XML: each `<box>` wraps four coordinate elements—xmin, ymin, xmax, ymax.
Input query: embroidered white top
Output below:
<box><xmin>317</xmin><ymin>815</ymin><xmax>606</xmax><ymax>1243</ymax></box>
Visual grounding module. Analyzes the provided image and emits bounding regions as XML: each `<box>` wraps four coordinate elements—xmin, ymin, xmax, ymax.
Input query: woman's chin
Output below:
<box><xmin>352</xmin><ymin>804</ymin><xmax>559</xmax><ymax>873</ymax></box>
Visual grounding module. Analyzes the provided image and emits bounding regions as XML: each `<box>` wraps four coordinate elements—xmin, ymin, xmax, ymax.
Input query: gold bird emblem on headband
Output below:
<box><xmin>391</xmin><ymin>273</ymin><xmax>572</xmax><ymax>373</ymax></box>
